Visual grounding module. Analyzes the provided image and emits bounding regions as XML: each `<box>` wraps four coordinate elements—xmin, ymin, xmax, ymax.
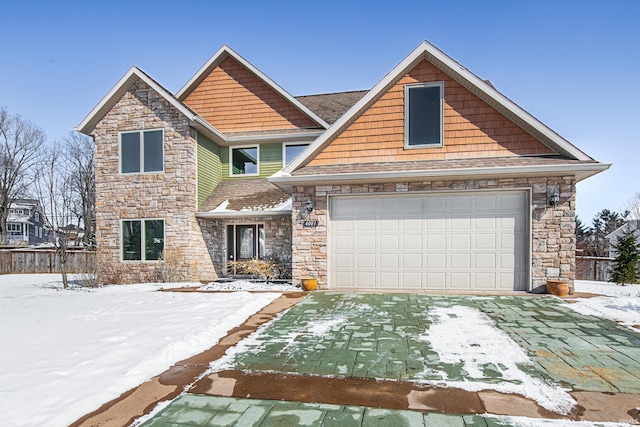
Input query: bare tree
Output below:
<box><xmin>0</xmin><ymin>107</ymin><xmax>46</xmax><ymax>244</ymax></box>
<box><xmin>63</xmin><ymin>132</ymin><xmax>95</xmax><ymax>247</ymax></box>
<box><xmin>35</xmin><ymin>143</ymin><xmax>75</xmax><ymax>288</ymax></box>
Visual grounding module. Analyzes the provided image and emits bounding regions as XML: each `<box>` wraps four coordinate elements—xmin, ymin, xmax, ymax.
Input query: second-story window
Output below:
<box><xmin>120</xmin><ymin>129</ymin><xmax>164</xmax><ymax>174</ymax></box>
<box><xmin>283</xmin><ymin>143</ymin><xmax>309</xmax><ymax>166</ymax></box>
<box><xmin>230</xmin><ymin>146</ymin><xmax>259</xmax><ymax>176</ymax></box>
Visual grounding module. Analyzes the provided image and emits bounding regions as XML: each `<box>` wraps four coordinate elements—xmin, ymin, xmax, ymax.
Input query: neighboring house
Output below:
<box><xmin>5</xmin><ymin>199</ymin><xmax>49</xmax><ymax>246</ymax></box>
<box><xmin>77</xmin><ymin>41</ymin><xmax>609</xmax><ymax>292</ymax></box>
<box><xmin>607</xmin><ymin>205</ymin><xmax>640</xmax><ymax>258</ymax></box>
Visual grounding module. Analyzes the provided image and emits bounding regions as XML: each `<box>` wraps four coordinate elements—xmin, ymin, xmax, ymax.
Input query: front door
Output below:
<box><xmin>227</xmin><ymin>224</ymin><xmax>265</xmax><ymax>272</ymax></box>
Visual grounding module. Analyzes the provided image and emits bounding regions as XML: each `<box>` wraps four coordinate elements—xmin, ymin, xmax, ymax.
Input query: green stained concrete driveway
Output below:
<box><xmin>142</xmin><ymin>293</ymin><xmax>640</xmax><ymax>426</ymax></box>
<box><xmin>221</xmin><ymin>293</ymin><xmax>640</xmax><ymax>394</ymax></box>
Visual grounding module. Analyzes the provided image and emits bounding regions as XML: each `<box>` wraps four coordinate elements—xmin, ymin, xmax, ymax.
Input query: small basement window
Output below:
<box><xmin>404</xmin><ymin>82</ymin><xmax>444</xmax><ymax>148</ymax></box>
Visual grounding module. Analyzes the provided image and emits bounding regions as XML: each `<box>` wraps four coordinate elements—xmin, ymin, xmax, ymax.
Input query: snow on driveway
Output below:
<box><xmin>422</xmin><ymin>305</ymin><xmax>575</xmax><ymax>414</ymax></box>
<box><xmin>0</xmin><ymin>274</ymin><xmax>280</xmax><ymax>427</ymax></box>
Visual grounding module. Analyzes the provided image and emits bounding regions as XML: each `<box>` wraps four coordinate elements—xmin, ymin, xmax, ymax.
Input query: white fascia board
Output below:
<box><xmin>176</xmin><ymin>45</ymin><xmax>329</xmax><ymax>129</ymax></box>
<box><xmin>226</xmin><ymin>131</ymin><xmax>324</xmax><ymax>145</ymax></box>
<box><xmin>271</xmin><ymin>162</ymin><xmax>611</xmax><ymax>186</ymax></box>
<box><xmin>421</xmin><ymin>41</ymin><xmax>591</xmax><ymax>161</ymax></box>
<box><xmin>191</xmin><ymin>116</ymin><xmax>227</xmax><ymax>144</ymax></box>
<box><xmin>176</xmin><ymin>45</ymin><xmax>229</xmax><ymax>99</ymax></box>
<box><xmin>195</xmin><ymin>210</ymin><xmax>291</xmax><ymax>219</ymax></box>
<box><xmin>77</xmin><ymin>66</ymin><xmax>197</xmax><ymax>135</ymax></box>
<box><xmin>283</xmin><ymin>43</ymin><xmax>426</xmax><ymax>173</ymax></box>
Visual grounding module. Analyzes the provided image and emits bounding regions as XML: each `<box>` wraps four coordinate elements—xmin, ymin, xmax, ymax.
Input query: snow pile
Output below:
<box><xmin>421</xmin><ymin>305</ymin><xmax>576</xmax><ymax>414</ymax></box>
<box><xmin>0</xmin><ymin>274</ymin><xmax>279</xmax><ymax>427</ymax></box>
<box><xmin>571</xmin><ymin>280</ymin><xmax>640</xmax><ymax>327</ymax></box>
<box><xmin>199</xmin><ymin>279</ymin><xmax>299</xmax><ymax>292</ymax></box>
<box><xmin>575</xmin><ymin>280</ymin><xmax>640</xmax><ymax>297</ymax></box>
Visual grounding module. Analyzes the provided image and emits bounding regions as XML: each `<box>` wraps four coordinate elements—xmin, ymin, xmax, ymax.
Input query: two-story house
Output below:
<box><xmin>6</xmin><ymin>199</ymin><xmax>49</xmax><ymax>246</ymax></box>
<box><xmin>77</xmin><ymin>41</ymin><xmax>608</xmax><ymax>291</ymax></box>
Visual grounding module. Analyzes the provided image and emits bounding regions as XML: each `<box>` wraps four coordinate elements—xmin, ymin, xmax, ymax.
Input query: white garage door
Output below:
<box><xmin>329</xmin><ymin>191</ymin><xmax>528</xmax><ymax>291</ymax></box>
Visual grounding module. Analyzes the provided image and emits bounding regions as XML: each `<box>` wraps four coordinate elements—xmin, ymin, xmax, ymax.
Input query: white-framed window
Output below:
<box><xmin>404</xmin><ymin>81</ymin><xmax>444</xmax><ymax>148</ymax></box>
<box><xmin>121</xmin><ymin>219</ymin><xmax>165</xmax><ymax>261</ymax></box>
<box><xmin>230</xmin><ymin>146</ymin><xmax>259</xmax><ymax>176</ymax></box>
<box><xmin>120</xmin><ymin>129</ymin><xmax>164</xmax><ymax>174</ymax></box>
<box><xmin>34</xmin><ymin>212</ymin><xmax>39</xmax><ymax>222</ymax></box>
<box><xmin>7</xmin><ymin>223</ymin><xmax>22</xmax><ymax>232</ymax></box>
<box><xmin>283</xmin><ymin>142</ymin><xmax>309</xmax><ymax>166</ymax></box>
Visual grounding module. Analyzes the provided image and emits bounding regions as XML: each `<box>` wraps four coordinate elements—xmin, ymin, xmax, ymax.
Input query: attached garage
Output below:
<box><xmin>329</xmin><ymin>191</ymin><xmax>529</xmax><ymax>291</ymax></box>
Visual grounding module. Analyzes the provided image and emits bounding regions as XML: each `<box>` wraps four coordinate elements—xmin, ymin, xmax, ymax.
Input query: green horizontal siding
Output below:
<box><xmin>197</xmin><ymin>132</ymin><xmax>222</xmax><ymax>208</ymax></box>
<box><xmin>221</xmin><ymin>142</ymin><xmax>283</xmax><ymax>180</ymax></box>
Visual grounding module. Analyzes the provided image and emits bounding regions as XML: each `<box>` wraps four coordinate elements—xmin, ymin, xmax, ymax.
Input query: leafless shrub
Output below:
<box><xmin>154</xmin><ymin>247</ymin><xmax>189</xmax><ymax>283</ymax></box>
<box><xmin>227</xmin><ymin>257</ymin><xmax>290</xmax><ymax>281</ymax></box>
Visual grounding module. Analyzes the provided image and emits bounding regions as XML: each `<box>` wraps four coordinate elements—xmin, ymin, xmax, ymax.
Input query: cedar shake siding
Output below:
<box><xmin>93</xmin><ymin>79</ymin><xmax>217</xmax><ymax>283</ymax></box>
<box><xmin>183</xmin><ymin>56</ymin><xmax>319</xmax><ymax>132</ymax></box>
<box><xmin>309</xmin><ymin>60</ymin><xmax>555</xmax><ymax>166</ymax></box>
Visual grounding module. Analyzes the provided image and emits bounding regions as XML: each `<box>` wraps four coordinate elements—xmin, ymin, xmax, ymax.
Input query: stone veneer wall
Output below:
<box><xmin>198</xmin><ymin>215</ymin><xmax>292</xmax><ymax>276</ymax></box>
<box><xmin>93</xmin><ymin>79</ymin><xmax>217</xmax><ymax>283</ymax></box>
<box><xmin>291</xmin><ymin>176</ymin><xmax>576</xmax><ymax>293</ymax></box>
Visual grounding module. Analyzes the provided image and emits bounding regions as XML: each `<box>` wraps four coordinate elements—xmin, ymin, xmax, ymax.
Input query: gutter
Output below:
<box><xmin>270</xmin><ymin>163</ymin><xmax>612</xmax><ymax>187</ymax></box>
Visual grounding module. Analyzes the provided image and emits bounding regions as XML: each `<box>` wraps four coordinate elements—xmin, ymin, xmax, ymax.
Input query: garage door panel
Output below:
<box><xmin>357</xmin><ymin>234</ymin><xmax>376</xmax><ymax>250</ymax></box>
<box><xmin>357</xmin><ymin>253</ymin><xmax>376</xmax><ymax>268</ymax></box>
<box><xmin>380</xmin><ymin>253</ymin><xmax>399</xmax><ymax>269</ymax></box>
<box><xmin>450</xmin><ymin>272</ymin><xmax>472</xmax><ymax>288</ymax></box>
<box><xmin>475</xmin><ymin>253</ymin><xmax>496</xmax><ymax>269</ymax></box>
<box><xmin>403</xmin><ymin>234</ymin><xmax>422</xmax><ymax>250</ymax></box>
<box><xmin>380</xmin><ymin>234</ymin><xmax>399</xmax><ymax>249</ymax></box>
<box><xmin>402</xmin><ymin>253</ymin><xmax>422</xmax><ymax>268</ymax></box>
<box><xmin>330</xmin><ymin>191</ymin><xmax>527</xmax><ymax>291</ymax></box>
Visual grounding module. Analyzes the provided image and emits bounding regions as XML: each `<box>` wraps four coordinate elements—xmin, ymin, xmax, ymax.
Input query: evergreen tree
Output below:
<box><xmin>609</xmin><ymin>226</ymin><xmax>640</xmax><ymax>285</ymax></box>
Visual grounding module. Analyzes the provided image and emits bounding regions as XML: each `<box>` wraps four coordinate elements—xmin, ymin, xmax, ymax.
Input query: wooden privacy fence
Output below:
<box><xmin>0</xmin><ymin>249</ymin><xmax>95</xmax><ymax>275</ymax></box>
<box><xmin>576</xmin><ymin>256</ymin><xmax>613</xmax><ymax>282</ymax></box>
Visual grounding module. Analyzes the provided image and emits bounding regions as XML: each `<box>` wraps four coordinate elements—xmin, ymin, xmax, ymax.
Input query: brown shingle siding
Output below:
<box><xmin>184</xmin><ymin>57</ymin><xmax>318</xmax><ymax>132</ymax></box>
<box><xmin>308</xmin><ymin>60</ymin><xmax>554</xmax><ymax>166</ymax></box>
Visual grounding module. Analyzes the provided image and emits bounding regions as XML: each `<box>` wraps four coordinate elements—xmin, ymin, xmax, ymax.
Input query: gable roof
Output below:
<box><xmin>296</xmin><ymin>90</ymin><xmax>368</xmax><ymax>125</ymax></box>
<box><xmin>283</xmin><ymin>40</ymin><xmax>596</xmax><ymax>174</ymax></box>
<box><xmin>176</xmin><ymin>45</ymin><xmax>330</xmax><ymax>130</ymax></box>
<box><xmin>76</xmin><ymin>66</ymin><xmax>226</xmax><ymax>142</ymax></box>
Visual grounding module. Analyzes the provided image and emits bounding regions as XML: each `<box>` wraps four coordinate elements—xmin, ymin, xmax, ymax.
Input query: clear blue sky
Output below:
<box><xmin>1</xmin><ymin>0</ymin><xmax>638</xmax><ymax>223</ymax></box>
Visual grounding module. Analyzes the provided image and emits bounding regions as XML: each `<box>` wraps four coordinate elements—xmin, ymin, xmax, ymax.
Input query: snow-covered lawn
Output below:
<box><xmin>0</xmin><ymin>274</ymin><xmax>280</xmax><ymax>427</ymax></box>
<box><xmin>572</xmin><ymin>280</ymin><xmax>640</xmax><ymax>327</ymax></box>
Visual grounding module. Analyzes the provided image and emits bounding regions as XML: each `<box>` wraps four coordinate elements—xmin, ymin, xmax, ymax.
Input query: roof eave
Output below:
<box><xmin>76</xmin><ymin>66</ymin><xmax>197</xmax><ymax>135</ymax></box>
<box><xmin>271</xmin><ymin>162</ymin><xmax>611</xmax><ymax>189</ymax></box>
<box><xmin>195</xmin><ymin>210</ymin><xmax>291</xmax><ymax>219</ymax></box>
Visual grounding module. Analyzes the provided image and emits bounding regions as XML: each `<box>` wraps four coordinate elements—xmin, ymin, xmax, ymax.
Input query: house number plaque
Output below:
<box><xmin>303</xmin><ymin>220</ymin><xmax>318</xmax><ymax>228</ymax></box>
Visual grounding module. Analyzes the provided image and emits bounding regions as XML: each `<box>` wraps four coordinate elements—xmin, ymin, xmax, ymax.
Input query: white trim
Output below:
<box><xmin>119</xmin><ymin>129</ymin><xmax>165</xmax><ymax>174</ymax></box>
<box><xmin>404</xmin><ymin>81</ymin><xmax>444</xmax><ymax>149</ymax></box>
<box><xmin>176</xmin><ymin>45</ymin><xmax>329</xmax><ymax>129</ymax></box>
<box><xmin>229</xmin><ymin>145</ymin><xmax>260</xmax><ymax>177</ymax></box>
<box><xmin>284</xmin><ymin>40</ymin><xmax>595</xmax><ymax>173</ymax></box>
<box><xmin>196</xmin><ymin>210</ymin><xmax>291</xmax><ymax>218</ymax></box>
<box><xmin>77</xmin><ymin>67</ymin><xmax>197</xmax><ymax>135</ymax></box>
<box><xmin>120</xmin><ymin>218</ymin><xmax>165</xmax><ymax>262</ymax></box>
<box><xmin>272</xmin><ymin>162</ymin><xmax>611</xmax><ymax>186</ymax></box>
<box><xmin>283</xmin><ymin>142</ymin><xmax>310</xmax><ymax>167</ymax></box>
